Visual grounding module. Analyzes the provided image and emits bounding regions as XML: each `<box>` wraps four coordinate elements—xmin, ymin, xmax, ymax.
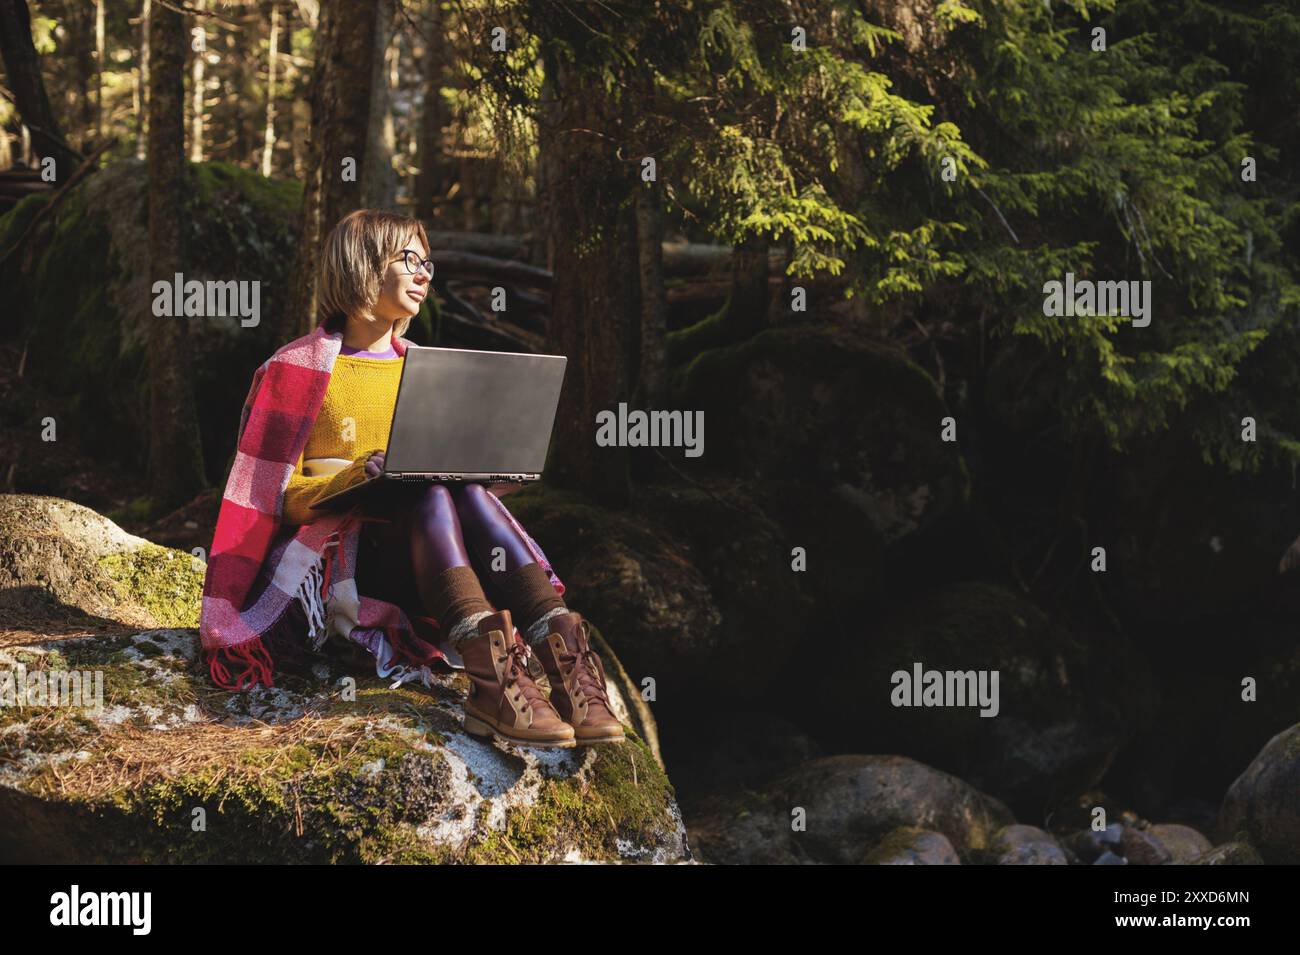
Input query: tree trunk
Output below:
<box><xmin>538</xmin><ymin>36</ymin><xmax>638</xmax><ymax>505</ymax></box>
<box><xmin>261</xmin><ymin>0</ymin><xmax>280</xmax><ymax>177</ymax></box>
<box><xmin>72</xmin><ymin>2</ymin><xmax>95</xmax><ymax>149</ymax></box>
<box><xmin>282</xmin><ymin>0</ymin><xmax>381</xmax><ymax>340</ymax></box>
<box><xmin>725</xmin><ymin>232</ymin><xmax>771</xmax><ymax>338</ymax></box>
<box><xmin>361</xmin><ymin>0</ymin><xmax>397</xmax><ymax>209</ymax></box>
<box><xmin>531</xmin><ymin>63</ymin><xmax>557</xmax><ymax>269</ymax></box>
<box><xmin>0</xmin><ymin>0</ymin><xmax>80</xmax><ymax>174</ymax></box>
<box><xmin>189</xmin><ymin>0</ymin><xmax>205</xmax><ymax>162</ymax></box>
<box><xmin>146</xmin><ymin>0</ymin><xmax>207</xmax><ymax>510</ymax></box>
<box><xmin>633</xmin><ymin>180</ymin><xmax>667</xmax><ymax>410</ymax></box>
<box><xmin>413</xmin><ymin>0</ymin><xmax>446</xmax><ymax>220</ymax></box>
<box><xmin>94</xmin><ymin>0</ymin><xmax>105</xmax><ymax>145</ymax></box>
<box><xmin>136</xmin><ymin>0</ymin><xmax>151</xmax><ymax>160</ymax></box>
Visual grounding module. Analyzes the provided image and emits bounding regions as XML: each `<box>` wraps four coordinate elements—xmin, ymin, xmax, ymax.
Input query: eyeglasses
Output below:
<box><xmin>398</xmin><ymin>249</ymin><xmax>434</xmax><ymax>276</ymax></box>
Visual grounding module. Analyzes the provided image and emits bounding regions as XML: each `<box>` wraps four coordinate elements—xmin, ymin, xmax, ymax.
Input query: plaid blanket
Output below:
<box><xmin>198</xmin><ymin>324</ymin><xmax>565</xmax><ymax>691</ymax></box>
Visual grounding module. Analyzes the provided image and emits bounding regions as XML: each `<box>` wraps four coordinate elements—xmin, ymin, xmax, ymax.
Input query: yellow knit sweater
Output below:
<box><xmin>281</xmin><ymin>354</ymin><xmax>405</xmax><ymax>524</ymax></box>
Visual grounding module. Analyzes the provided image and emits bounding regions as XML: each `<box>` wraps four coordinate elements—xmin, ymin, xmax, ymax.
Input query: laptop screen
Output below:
<box><xmin>383</xmin><ymin>346</ymin><xmax>568</xmax><ymax>477</ymax></box>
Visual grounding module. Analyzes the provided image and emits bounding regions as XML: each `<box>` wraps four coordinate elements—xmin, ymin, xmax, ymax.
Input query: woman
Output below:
<box><xmin>199</xmin><ymin>209</ymin><xmax>623</xmax><ymax>749</ymax></box>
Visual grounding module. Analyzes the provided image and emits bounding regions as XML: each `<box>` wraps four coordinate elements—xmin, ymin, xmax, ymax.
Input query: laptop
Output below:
<box><xmin>309</xmin><ymin>344</ymin><xmax>568</xmax><ymax>511</ymax></box>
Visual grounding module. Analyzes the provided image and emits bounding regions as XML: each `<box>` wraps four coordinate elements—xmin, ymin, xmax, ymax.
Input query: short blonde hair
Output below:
<box><xmin>317</xmin><ymin>209</ymin><xmax>430</xmax><ymax>337</ymax></box>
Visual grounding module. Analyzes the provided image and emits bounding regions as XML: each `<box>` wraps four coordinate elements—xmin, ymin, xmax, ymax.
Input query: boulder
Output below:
<box><xmin>673</xmin><ymin>324</ymin><xmax>969</xmax><ymax>548</ymax></box>
<box><xmin>863</xmin><ymin>827</ymin><xmax>960</xmax><ymax>865</ymax></box>
<box><xmin>1190</xmin><ymin>841</ymin><xmax>1263</xmax><ymax>865</ymax></box>
<box><xmin>985</xmin><ymin>824</ymin><xmax>1069</xmax><ymax>865</ymax></box>
<box><xmin>690</xmin><ymin>754</ymin><xmax>1014</xmax><ymax>864</ymax></box>
<box><xmin>1146</xmin><ymin>823</ymin><xmax>1213</xmax><ymax>864</ymax></box>
<box><xmin>0</xmin><ymin>495</ymin><xmax>204</xmax><ymax>631</ymax></box>
<box><xmin>0</xmin><ymin>497</ymin><xmax>684</xmax><ymax>864</ymax></box>
<box><xmin>1218</xmin><ymin>723</ymin><xmax>1300</xmax><ymax>863</ymax></box>
<box><xmin>807</xmin><ymin>580</ymin><xmax>1155</xmax><ymax>817</ymax></box>
<box><xmin>503</xmin><ymin>481</ymin><xmax>813</xmax><ymax>703</ymax></box>
<box><xmin>1119</xmin><ymin>826</ymin><xmax>1173</xmax><ymax>865</ymax></box>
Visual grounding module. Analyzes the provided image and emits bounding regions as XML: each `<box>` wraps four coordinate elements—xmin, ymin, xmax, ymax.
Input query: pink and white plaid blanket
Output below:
<box><xmin>198</xmin><ymin>324</ymin><xmax>564</xmax><ymax>691</ymax></box>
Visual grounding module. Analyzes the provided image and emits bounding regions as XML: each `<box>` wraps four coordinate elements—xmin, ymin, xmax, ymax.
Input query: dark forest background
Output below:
<box><xmin>1</xmin><ymin>0</ymin><xmax>1299</xmax><ymax>864</ymax></box>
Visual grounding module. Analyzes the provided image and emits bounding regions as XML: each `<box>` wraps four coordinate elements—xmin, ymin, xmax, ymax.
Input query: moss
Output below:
<box><xmin>96</xmin><ymin>543</ymin><xmax>204</xmax><ymax>628</ymax></box>
<box><xmin>190</xmin><ymin>160</ymin><xmax>301</xmax><ymax>221</ymax></box>
<box><xmin>462</xmin><ymin>734</ymin><xmax>677</xmax><ymax>864</ymax></box>
<box><xmin>665</xmin><ymin>301</ymin><xmax>733</xmax><ymax>373</ymax></box>
<box><xmin>39</xmin><ymin>727</ymin><xmax>454</xmax><ymax>864</ymax></box>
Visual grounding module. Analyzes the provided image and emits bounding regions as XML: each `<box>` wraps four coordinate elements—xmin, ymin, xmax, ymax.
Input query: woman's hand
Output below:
<box><xmin>364</xmin><ymin>451</ymin><xmax>386</xmax><ymax>479</ymax></box>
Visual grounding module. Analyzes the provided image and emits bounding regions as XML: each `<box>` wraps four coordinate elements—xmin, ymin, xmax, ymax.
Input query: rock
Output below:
<box><xmin>0</xmin><ymin>500</ymin><xmax>685</xmax><ymax>864</ymax></box>
<box><xmin>503</xmin><ymin>481</ymin><xmax>808</xmax><ymax>703</ymax></box>
<box><xmin>1120</xmin><ymin>826</ymin><xmax>1173</xmax><ymax>865</ymax></box>
<box><xmin>1218</xmin><ymin>723</ymin><xmax>1300</xmax><ymax>863</ymax></box>
<box><xmin>1064</xmin><ymin>824</ymin><xmax>1125</xmax><ymax>863</ymax></box>
<box><xmin>690</xmin><ymin>754</ymin><xmax>1014</xmax><ymax>865</ymax></box>
<box><xmin>1094</xmin><ymin>849</ymin><xmax>1127</xmax><ymax>865</ymax></box>
<box><xmin>807</xmin><ymin>580</ymin><xmax>1154</xmax><ymax>818</ymax></box>
<box><xmin>0</xmin><ymin>629</ymin><xmax>687</xmax><ymax>864</ymax></box>
<box><xmin>0</xmin><ymin>495</ymin><xmax>205</xmax><ymax>630</ymax></box>
<box><xmin>986</xmin><ymin>824</ymin><xmax>1068</xmax><ymax>865</ymax></box>
<box><xmin>863</xmin><ymin>827</ymin><xmax>960</xmax><ymax>864</ymax></box>
<box><xmin>1146</xmin><ymin>823</ymin><xmax>1213</xmax><ymax>864</ymax></box>
<box><xmin>1191</xmin><ymin>842</ymin><xmax>1264</xmax><ymax>865</ymax></box>
<box><xmin>674</xmin><ymin>324</ymin><xmax>969</xmax><ymax>549</ymax></box>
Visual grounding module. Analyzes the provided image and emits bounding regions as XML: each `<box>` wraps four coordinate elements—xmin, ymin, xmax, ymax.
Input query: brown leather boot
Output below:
<box><xmin>532</xmin><ymin>611</ymin><xmax>625</xmax><ymax>744</ymax></box>
<box><xmin>459</xmin><ymin>609</ymin><xmax>575</xmax><ymax>748</ymax></box>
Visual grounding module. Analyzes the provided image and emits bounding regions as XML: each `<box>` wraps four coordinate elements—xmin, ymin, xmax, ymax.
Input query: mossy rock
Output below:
<box><xmin>672</xmin><ymin>324</ymin><xmax>969</xmax><ymax>546</ymax></box>
<box><xmin>1217</xmin><ymin>722</ymin><xmax>1300</xmax><ymax>864</ymax></box>
<box><xmin>689</xmin><ymin>754</ymin><xmax>1013</xmax><ymax>865</ymax></box>
<box><xmin>0</xmin><ymin>494</ymin><xmax>203</xmax><ymax>630</ymax></box>
<box><xmin>862</xmin><ymin>826</ymin><xmax>960</xmax><ymax>865</ymax></box>
<box><xmin>0</xmin><ymin>627</ymin><xmax>688</xmax><ymax>864</ymax></box>
<box><xmin>806</xmin><ymin>580</ymin><xmax>1156</xmax><ymax>819</ymax></box>
<box><xmin>505</xmin><ymin>478</ymin><xmax>863</xmax><ymax>705</ymax></box>
<box><xmin>0</xmin><ymin>498</ymin><xmax>687</xmax><ymax>863</ymax></box>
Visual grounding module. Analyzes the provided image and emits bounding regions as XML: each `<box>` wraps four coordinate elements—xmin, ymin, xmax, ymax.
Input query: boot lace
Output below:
<box><xmin>496</xmin><ymin>640</ymin><xmax>551</xmax><ymax>713</ymax></box>
<box><xmin>557</xmin><ymin>620</ymin><xmax>610</xmax><ymax>707</ymax></box>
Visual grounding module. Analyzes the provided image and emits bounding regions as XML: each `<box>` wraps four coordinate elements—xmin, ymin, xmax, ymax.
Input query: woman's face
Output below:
<box><xmin>373</xmin><ymin>234</ymin><xmax>431</xmax><ymax>323</ymax></box>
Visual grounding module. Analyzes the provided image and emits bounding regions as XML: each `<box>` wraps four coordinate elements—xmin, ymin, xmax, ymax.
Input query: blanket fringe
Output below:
<box><xmin>207</xmin><ymin>637</ymin><xmax>275</xmax><ymax>691</ymax></box>
<box><xmin>298</xmin><ymin>555</ymin><xmax>329</xmax><ymax>649</ymax></box>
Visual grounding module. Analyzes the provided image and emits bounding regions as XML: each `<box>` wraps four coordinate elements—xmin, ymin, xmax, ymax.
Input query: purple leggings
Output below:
<box><xmin>353</xmin><ymin>482</ymin><xmax>534</xmax><ymax>616</ymax></box>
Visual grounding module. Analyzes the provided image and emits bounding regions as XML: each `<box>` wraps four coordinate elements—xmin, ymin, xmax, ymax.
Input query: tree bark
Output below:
<box><xmin>189</xmin><ymin>0</ymin><xmax>205</xmax><ymax>162</ymax></box>
<box><xmin>136</xmin><ymin>0</ymin><xmax>151</xmax><ymax>160</ymax></box>
<box><xmin>262</xmin><ymin>0</ymin><xmax>280</xmax><ymax>176</ymax></box>
<box><xmin>72</xmin><ymin>1</ymin><xmax>95</xmax><ymax>149</ymax></box>
<box><xmin>282</xmin><ymin>0</ymin><xmax>381</xmax><ymax>340</ymax></box>
<box><xmin>94</xmin><ymin>0</ymin><xmax>105</xmax><ymax>145</ymax></box>
<box><xmin>0</xmin><ymin>0</ymin><xmax>81</xmax><ymax>175</ymax></box>
<box><xmin>537</xmin><ymin>32</ymin><xmax>638</xmax><ymax>506</ymax></box>
<box><xmin>633</xmin><ymin>180</ymin><xmax>666</xmax><ymax>409</ymax></box>
<box><xmin>413</xmin><ymin>0</ymin><xmax>446</xmax><ymax>220</ymax></box>
<box><xmin>361</xmin><ymin>0</ymin><xmax>397</xmax><ymax>209</ymax></box>
<box><xmin>530</xmin><ymin>63</ymin><xmax>557</xmax><ymax>269</ymax></box>
<box><xmin>146</xmin><ymin>0</ymin><xmax>207</xmax><ymax>510</ymax></box>
<box><xmin>725</xmin><ymin>232</ymin><xmax>771</xmax><ymax>338</ymax></box>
